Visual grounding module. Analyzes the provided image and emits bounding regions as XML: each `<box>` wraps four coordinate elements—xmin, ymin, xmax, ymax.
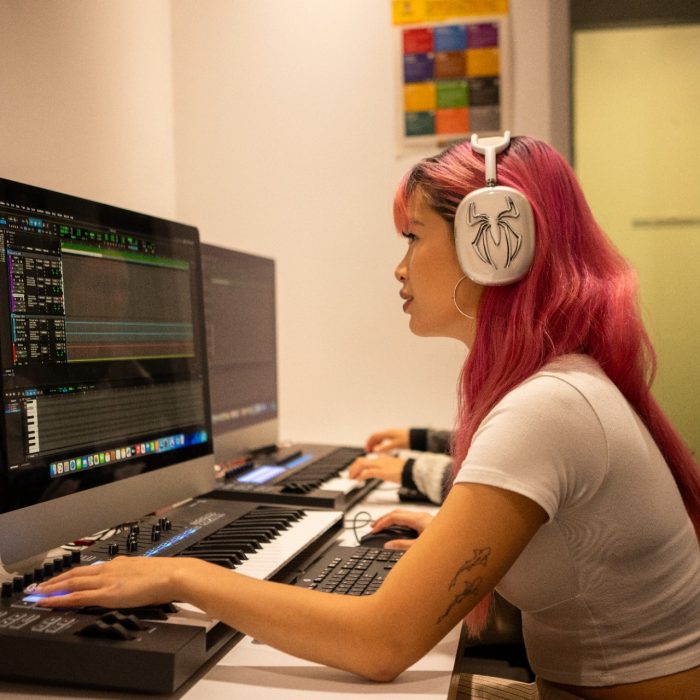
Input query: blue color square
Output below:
<box><xmin>434</xmin><ymin>25</ymin><xmax>466</xmax><ymax>52</ymax></box>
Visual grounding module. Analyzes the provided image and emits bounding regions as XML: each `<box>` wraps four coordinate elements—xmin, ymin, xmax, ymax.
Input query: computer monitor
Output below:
<box><xmin>200</xmin><ymin>243</ymin><xmax>278</xmax><ymax>462</ymax></box>
<box><xmin>0</xmin><ymin>177</ymin><xmax>215</xmax><ymax>570</ymax></box>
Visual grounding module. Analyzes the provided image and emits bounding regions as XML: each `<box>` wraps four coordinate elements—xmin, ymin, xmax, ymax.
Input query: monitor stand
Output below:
<box><xmin>1</xmin><ymin>551</ymin><xmax>49</xmax><ymax>578</ymax></box>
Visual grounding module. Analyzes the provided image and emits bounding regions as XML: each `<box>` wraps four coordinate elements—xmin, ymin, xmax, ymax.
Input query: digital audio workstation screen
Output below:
<box><xmin>0</xmin><ymin>179</ymin><xmax>211</xmax><ymax>513</ymax></box>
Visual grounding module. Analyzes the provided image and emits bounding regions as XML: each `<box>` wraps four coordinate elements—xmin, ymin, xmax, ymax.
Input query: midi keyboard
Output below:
<box><xmin>209</xmin><ymin>444</ymin><xmax>379</xmax><ymax>510</ymax></box>
<box><xmin>0</xmin><ymin>498</ymin><xmax>342</xmax><ymax>693</ymax></box>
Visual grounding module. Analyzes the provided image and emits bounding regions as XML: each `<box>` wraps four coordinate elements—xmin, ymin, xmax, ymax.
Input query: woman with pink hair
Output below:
<box><xmin>36</xmin><ymin>135</ymin><xmax>700</xmax><ymax>699</ymax></box>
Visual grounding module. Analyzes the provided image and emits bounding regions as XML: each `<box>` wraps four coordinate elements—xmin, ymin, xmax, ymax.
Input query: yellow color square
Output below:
<box><xmin>425</xmin><ymin>0</ymin><xmax>451</xmax><ymax>21</ymax></box>
<box><xmin>467</xmin><ymin>47</ymin><xmax>500</xmax><ymax>77</ymax></box>
<box><xmin>392</xmin><ymin>0</ymin><xmax>427</xmax><ymax>25</ymax></box>
<box><xmin>451</xmin><ymin>0</ymin><xmax>508</xmax><ymax>16</ymax></box>
<box><xmin>404</xmin><ymin>82</ymin><xmax>437</xmax><ymax>111</ymax></box>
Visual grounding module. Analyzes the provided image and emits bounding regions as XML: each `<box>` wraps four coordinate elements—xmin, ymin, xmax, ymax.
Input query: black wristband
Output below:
<box><xmin>409</xmin><ymin>428</ymin><xmax>428</xmax><ymax>451</ymax></box>
<box><xmin>401</xmin><ymin>458</ymin><xmax>417</xmax><ymax>491</ymax></box>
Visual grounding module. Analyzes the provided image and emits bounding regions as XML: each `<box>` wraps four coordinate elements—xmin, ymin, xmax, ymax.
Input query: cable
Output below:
<box><xmin>342</xmin><ymin>510</ymin><xmax>373</xmax><ymax>545</ymax></box>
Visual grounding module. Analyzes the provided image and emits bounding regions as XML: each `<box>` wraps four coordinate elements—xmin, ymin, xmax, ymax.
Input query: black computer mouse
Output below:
<box><xmin>359</xmin><ymin>525</ymin><xmax>419</xmax><ymax>548</ymax></box>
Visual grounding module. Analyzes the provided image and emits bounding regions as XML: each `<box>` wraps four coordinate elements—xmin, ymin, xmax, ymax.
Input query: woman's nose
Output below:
<box><xmin>395</xmin><ymin>252</ymin><xmax>408</xmax><ymax>282</ymax></box>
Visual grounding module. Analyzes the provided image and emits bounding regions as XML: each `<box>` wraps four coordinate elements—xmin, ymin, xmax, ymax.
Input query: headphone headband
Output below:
<box><xmin>470</xmin><ymin>131</ymin><xmax>511</xmax><ymax>186</ymax></box>
<box><xmin>453</xmin><ymin>132</ymin><xmax>536</xmax><ymax>286</ymax></box>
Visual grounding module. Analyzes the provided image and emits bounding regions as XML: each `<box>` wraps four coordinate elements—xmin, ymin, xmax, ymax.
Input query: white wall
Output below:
<box><xmin>0</xmin><ymin>0</ymin><xmax>569</xmax><ymax>446</ymax></box>
<box><xmin>170</xmin><ymin>0</ymin><xmax>570</xmax><ymax>444</ymax></box>
<box><xmin>0</xmin><ymin>0</ymin><xmax>177</xmax><ymax>217</ymax></box>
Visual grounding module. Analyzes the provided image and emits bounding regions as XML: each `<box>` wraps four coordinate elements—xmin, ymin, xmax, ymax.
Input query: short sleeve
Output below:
<box><xmin>453</xmin><ymin>375</ymin><xmax>608</xmax><ymax>520</ymax></box>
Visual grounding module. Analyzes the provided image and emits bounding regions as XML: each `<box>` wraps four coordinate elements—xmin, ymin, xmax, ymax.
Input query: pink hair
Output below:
<box><xmin>394</xmin><ymin>136</ymin><xmax>700</xmax><ymax>635</ymax></box>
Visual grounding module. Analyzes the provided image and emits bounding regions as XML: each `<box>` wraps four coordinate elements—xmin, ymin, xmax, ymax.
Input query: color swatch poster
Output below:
<box><xmin>394</xmin><ymin>9</ymin><xmax>510</xmax><ymax>151</ymax></box>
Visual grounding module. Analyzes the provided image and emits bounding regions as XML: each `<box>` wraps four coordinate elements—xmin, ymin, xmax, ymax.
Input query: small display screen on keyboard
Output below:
<box><xmin>297</xmin><ymin>545</ymin><xmax>404</xmax><ymax>596</ymax></box>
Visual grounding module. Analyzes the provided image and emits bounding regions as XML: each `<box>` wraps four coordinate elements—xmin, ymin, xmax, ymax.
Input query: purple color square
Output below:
<box><xmin>404</xmin><ymin>54</ymin><xmax>434</xmax><ymax>83</ymax></box>
<box><xmin>467</xmin><ymin>23</ymin><xmax>499</xmax><ymax>48</ymax></box>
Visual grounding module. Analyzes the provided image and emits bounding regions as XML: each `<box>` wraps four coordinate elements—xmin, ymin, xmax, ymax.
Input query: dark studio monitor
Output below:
<box><xmin>200</xmin><ymin>243</ymin><xmax>278</xmax><ymax>463</ymax></box>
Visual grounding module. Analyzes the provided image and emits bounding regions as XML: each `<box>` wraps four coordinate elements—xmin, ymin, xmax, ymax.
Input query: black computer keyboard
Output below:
<box><xmin>295</xmin><ymin>544</ymin><xmax>404</xmax><ymax>596</ymax></box>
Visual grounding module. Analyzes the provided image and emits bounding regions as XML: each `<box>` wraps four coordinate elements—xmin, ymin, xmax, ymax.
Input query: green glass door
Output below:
<box><xmin>573</xmin><ymin>23</ymin><xmax>700</xmax><ymax>457</ymax></box>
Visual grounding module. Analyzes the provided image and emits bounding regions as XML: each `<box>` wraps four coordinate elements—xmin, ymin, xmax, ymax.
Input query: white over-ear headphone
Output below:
<box><xmin>454</xmin><ymin>131</ymin><xmax>536</xmax><ymax>286</ymax></box>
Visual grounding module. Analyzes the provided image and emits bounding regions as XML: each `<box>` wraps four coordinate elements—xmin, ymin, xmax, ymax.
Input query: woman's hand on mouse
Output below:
<box><xmin>348</xmin><ymin>454</ymin><xmax>405</xmax><ymax>483</ymax></box>
<box><xmin>370</xmin><ymin>509</ymin><xmax>434</xmax><ymax>550</ymax></box>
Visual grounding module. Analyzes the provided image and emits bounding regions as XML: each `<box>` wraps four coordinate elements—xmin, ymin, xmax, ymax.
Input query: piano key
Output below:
<box><xmin>233</xmin><ymin>510</ymin><xmax>342</xmax><ymax>580</ymax></box>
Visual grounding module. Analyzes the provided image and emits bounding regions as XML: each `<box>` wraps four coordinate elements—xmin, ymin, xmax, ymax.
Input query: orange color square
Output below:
<box><xmin>435</xmin><ymin>107</ymin><xmax>469</xmax><ymax>134</ymax></box>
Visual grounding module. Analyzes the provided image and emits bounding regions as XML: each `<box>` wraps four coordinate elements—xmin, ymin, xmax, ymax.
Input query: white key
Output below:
<box><xmin>234</xmin><ymin>510</ymin><xmax>342</xmax><ymax>580</ymax></box>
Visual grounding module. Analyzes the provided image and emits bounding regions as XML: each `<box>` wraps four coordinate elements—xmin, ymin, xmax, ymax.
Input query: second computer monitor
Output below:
<box><xmin>200</xmin><ymin>243</ymin><xmax>278</xmax><ymax>463</ymax></box>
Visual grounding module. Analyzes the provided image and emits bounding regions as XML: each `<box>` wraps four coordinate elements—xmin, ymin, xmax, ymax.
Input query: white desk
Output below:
<box><xmin>188</xmin><ymin>627</ymin><xmax>460</xmax><ymax>700</ymax></box>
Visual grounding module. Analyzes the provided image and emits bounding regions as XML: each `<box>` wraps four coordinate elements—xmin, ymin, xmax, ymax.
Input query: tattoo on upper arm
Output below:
<box><xmin>436</xmin><ymin>547</ymin><xmax>491</xmax><ymax>624</ymax></box>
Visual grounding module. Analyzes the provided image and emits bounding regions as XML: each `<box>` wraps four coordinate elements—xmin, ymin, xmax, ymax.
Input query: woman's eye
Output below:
<box><xmin>403</xmin><ymin>232</ymin><xmax>417</xmax><ymax>244</ymax></box>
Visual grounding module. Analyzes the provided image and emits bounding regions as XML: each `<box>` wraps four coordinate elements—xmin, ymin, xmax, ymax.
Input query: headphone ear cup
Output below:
<box><xmin>454</xmin><ymin>185</ymin><xmax>536</xmax><ymax>286</ymax></box>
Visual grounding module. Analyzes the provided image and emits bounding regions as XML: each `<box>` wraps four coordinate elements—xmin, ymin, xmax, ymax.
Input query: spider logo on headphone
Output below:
<box><xmin>467</xmin><ymin>195</ymin><xmax>523</xmax><ymax>270</ymax></box>
<box><xmin>455</xmin><ymin>186</ymin><xmax>535</xmax><ymax>286</ymax></box>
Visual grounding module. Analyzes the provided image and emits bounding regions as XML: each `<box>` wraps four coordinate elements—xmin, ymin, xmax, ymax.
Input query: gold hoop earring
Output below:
<box><xmin>452</xmin><ymin>275</ymin><xmax>476</xmax><ymax>320</ymax></box>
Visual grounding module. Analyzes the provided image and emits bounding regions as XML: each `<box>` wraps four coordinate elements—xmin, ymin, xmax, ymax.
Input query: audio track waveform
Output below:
<box><xmin>65</xmin><ymin>320</ymin><xmax>194</xmax><ymax>361</ymax></box>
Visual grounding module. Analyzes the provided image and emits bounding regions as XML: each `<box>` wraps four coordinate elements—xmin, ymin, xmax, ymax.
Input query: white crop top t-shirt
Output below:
<box><xmin>453</xmin><ymin>354</ymin><xmax>700</xmax><ymax>687</ymax></box>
